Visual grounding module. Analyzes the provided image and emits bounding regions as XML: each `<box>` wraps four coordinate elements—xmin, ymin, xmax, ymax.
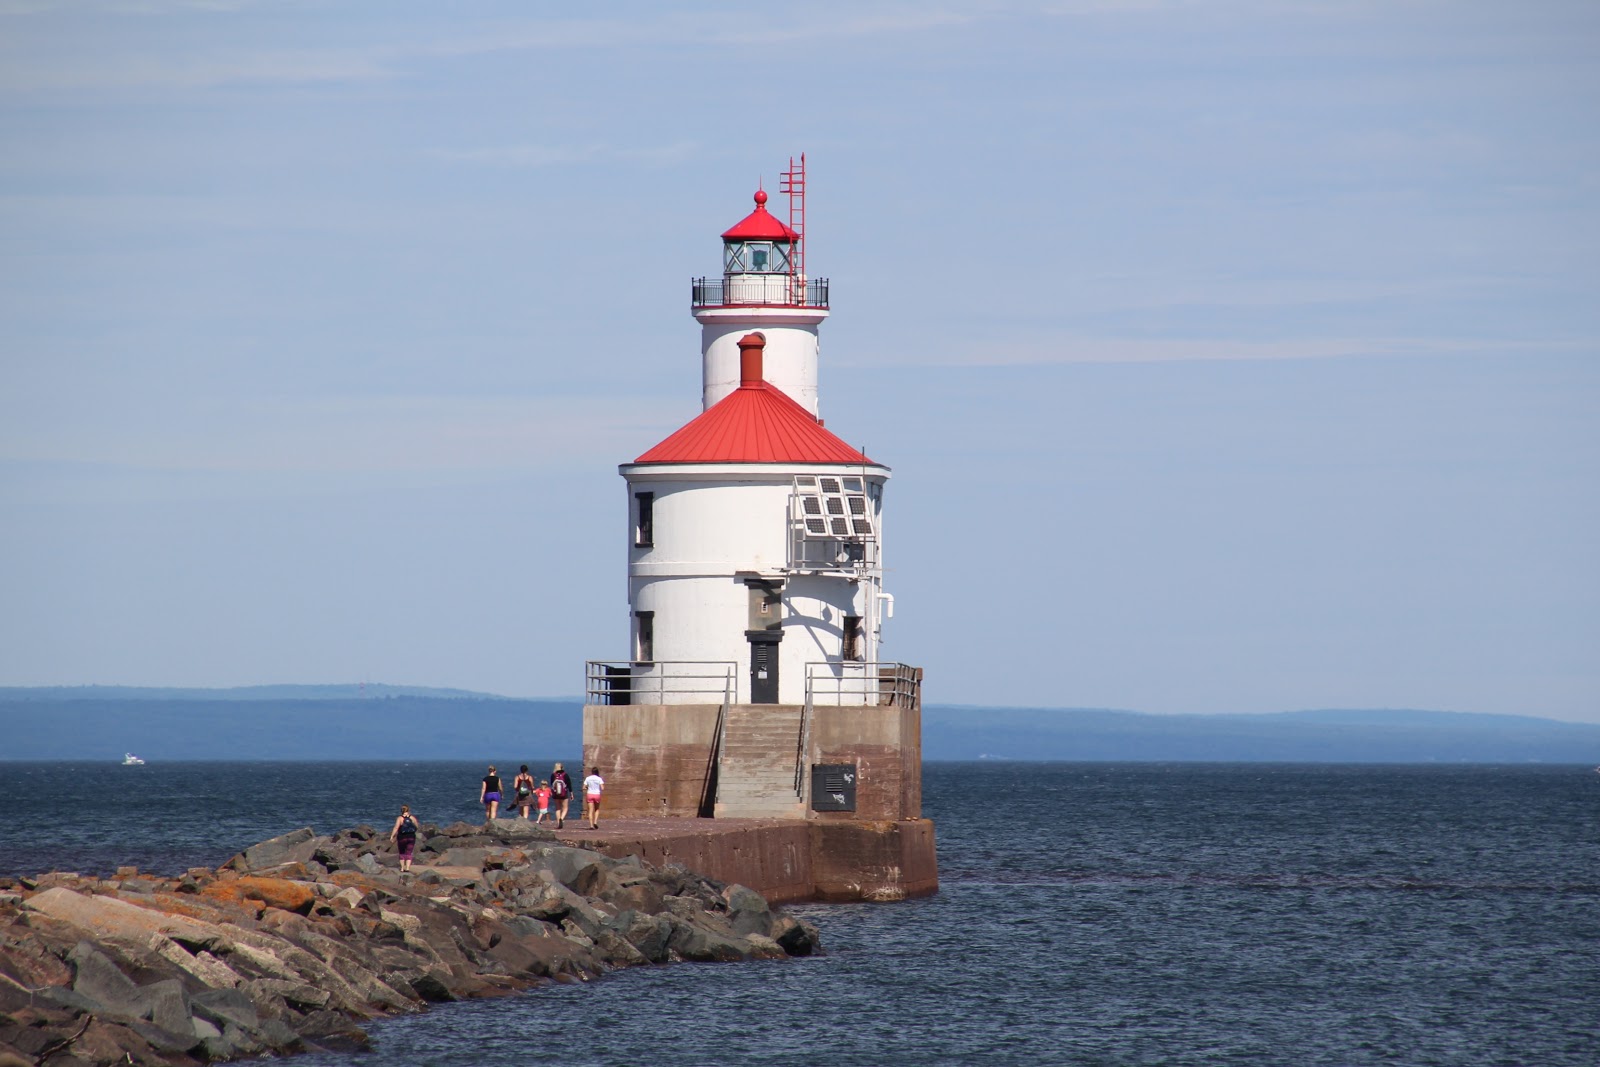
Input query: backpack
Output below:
<box><xmin>397</xmin><ymin>816</ymin><xmax>418</xmax><ymax>841</ymax></box>
<box><xmin>551</xmin><ymin>774</ymin><xmax>569</xmax><ymax>798</ymax></box>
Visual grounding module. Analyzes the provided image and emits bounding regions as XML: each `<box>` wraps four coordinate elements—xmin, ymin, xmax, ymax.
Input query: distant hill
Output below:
<box><xmin>2</xmin><ymin>689</ymin><xmax>1596</xmax><ymax>763</ymax></box>
<box><xmin>921</xmin><ymin>705</ymin><xmax>1600</xmax><ymax>763</ymax></box>
<box><xmin>0</xmin><ymin>695</ymin><xmax>583</xmax><ymax>761</ymax></box>
<box><xmin>0</xmin><ymin>684</ymin><xmax>524</xmax><ymax>703</ymax></box>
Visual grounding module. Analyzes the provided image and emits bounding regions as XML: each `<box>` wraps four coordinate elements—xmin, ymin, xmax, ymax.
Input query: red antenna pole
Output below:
<box><xmin>780</xmin><ymin>153</ymin><xmax>807</xmax><ymax>301</ymax></box>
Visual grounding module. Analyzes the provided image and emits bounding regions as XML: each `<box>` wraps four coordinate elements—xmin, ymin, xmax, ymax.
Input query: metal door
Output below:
<box><xmin>747</xmin><ymin>630</ymin><xmax>782</xmax><ymax>704</ymax></box>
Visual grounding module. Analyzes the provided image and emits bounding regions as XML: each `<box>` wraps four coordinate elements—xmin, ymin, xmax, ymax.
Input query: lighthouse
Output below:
<box><xmin>582</xmin><ymin>159</ymin><xmax>936</xmax><ymax>900</ymax></box>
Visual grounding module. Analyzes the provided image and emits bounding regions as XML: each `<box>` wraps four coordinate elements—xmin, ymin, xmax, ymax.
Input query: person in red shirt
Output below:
<box><xmin>535</xmin><ymin>781</ymin><xmax>553</xmax><ymax>825</ymax></box>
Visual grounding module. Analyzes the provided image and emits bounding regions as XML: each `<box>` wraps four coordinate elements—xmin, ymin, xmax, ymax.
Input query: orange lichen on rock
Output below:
<box><xmin>202</xmin><ymin>876</ymin><xmax>316</xmax><ymax>916</ymax></box>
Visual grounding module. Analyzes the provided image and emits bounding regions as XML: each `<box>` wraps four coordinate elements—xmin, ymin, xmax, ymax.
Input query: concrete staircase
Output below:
<box><xmin>713</xmin><ymin>704</ymin><xmax>807</xmax><ymax>820</ymax></box>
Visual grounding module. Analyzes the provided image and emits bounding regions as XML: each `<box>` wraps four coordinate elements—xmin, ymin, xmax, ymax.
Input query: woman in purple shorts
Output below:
<box><xmin>480</xmin><ymin>765</ymin><xmax>503</xmax><ymax>823</ymax></box>
<box><xmin>389</xmin><ymin>805</ymin><xmax>420</xmax><ymax>874</ymax></box>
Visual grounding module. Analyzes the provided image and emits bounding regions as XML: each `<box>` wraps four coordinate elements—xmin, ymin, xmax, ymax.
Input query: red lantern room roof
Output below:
<box><xmin>720</xmin><ymin>189</ymin><xmax>799</xmax><ymax>243</ymax></box>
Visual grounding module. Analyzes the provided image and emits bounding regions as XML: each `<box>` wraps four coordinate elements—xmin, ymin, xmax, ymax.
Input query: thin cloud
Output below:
<box><xmin>894</xmin><ymin>336</ymin><xmax>1593</xmax><ymax>367</ymax></box>
<box><xmin>0</xmin><ymin>48</ymin><xmax>395</xmax><ymax>91</ymax></box>
<box><xmin>432</xmin><ymin>141</ymin><xmax>700</xmax><ymax>170</ymax></box>
<box><xmin>0</xmin><ymin>393</ymin><xmax>674</xmax><ymax>475</ymax></box>
<box><xmin>0</xmin><ymin>6</ymin><xmax>984</xmax><ymax>92</ymax></box>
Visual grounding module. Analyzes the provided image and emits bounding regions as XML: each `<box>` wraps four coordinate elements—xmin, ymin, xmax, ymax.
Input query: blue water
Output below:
<box><xmin>3</xmin><ymin>762</ymin><xmax>1597</xmax><ymax>1065</ymax></box>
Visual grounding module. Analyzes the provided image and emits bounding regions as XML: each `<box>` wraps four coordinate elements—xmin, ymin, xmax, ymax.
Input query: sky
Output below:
<box><xmin>1</xmin><ymin>1</ymin><xmax>1596</xmax><ymax>722</ymax></box>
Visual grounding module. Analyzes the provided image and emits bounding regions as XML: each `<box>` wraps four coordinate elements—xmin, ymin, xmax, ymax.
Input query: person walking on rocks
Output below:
<box><xmin>389</xmin><ymin>805</ymin><xmax>421</xmax><ymax>874</ymax></box>
<box><xmin>535</xmin><ymin>780</ymin><xmax>552</xmax><ymax>825</ymax></box>
<box><xmin>549</xmin><ymin>762</ymin><xmax>573</xmax><ymax>829</ymax></box>
<box><xmin>480</xmin><ymin>765</ymin><xmax>503</xmax><ymax>823</ymax></box>
<box><xmin>512</xmin><ymin>764</ymin><xmax>536</xmax><ymax>820</ymax></box>
<box><xmin>583</xmin><ymin>766</ymin><xmax>605</xmax><ymax>830</ymax></box>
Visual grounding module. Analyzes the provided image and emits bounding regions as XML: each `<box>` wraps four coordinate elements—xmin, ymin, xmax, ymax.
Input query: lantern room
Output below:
<box><xmin>722</xmin><ymin>189</ymin><xmax>796</xmax><ymax>275</ymax></box>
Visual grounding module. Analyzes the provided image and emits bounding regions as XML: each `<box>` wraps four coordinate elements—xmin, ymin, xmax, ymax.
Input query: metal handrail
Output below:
<box><xmin>701</xmin><ymin>672</ymin><xmax>732</xmax><ymax>817</ymax></box>
<box><xmin>795</xmin><ymin>684</ymin><xmax>813</xmax><ymax>799</ymax></box>
<box><xmin>804</xmin><ymin>661</ymin><xmax>921</xmax><ymax>709</ymax></box>
<box><xmin>691</xmin><ymin>276</ymin><xmax>829</xmax><ymax>309</ymax></box>
<box><xmin>585</xmin><ymin>660</ymin><xmax>736</xmax><ymax>705</ymax></box>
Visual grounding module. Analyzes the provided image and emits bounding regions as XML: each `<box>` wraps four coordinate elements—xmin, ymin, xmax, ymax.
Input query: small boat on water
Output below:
<box><xmin>122</xmin><ymin>753</ymin><xmax>145</xmax><ymax>765</ymax></box>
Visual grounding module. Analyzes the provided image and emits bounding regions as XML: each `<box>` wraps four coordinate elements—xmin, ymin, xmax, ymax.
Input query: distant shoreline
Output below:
<box><xmin>3</xmin><ymin>691</ymin><xmax>1597</xmax><ymax>763</ymax></box>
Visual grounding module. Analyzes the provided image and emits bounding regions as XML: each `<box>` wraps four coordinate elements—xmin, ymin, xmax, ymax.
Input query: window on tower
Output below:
<box><xmin>843</xmin><ymin>615</ymin><xmax>864</xmax><ymax>663</ymax></box>
<box><xmin>634</xmin><ymin>611</ymin><xmax>654</xmax><ymax>664</ymax></box>
<box><xmin>634</xmin><ymin>491</ymin><xmax>654</xmax><ymax>548</ymax></box>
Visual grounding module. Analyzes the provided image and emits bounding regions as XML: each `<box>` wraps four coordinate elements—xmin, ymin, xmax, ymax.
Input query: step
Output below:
<box><xmin>714</xmin><ymin>798</ymin><xmax>806</xmax><ymax>820</ymax></box>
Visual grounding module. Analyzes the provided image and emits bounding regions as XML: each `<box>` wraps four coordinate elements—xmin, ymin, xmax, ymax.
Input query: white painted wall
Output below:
<box><xmin>694</xmin><ymin>306</ymin><xmax>827</xmax><ymax>414</ymax></box>
<box><xmin>621</xmin><ymin>462</ymin><xmax>889</xmax><ymax>705</ymax></box>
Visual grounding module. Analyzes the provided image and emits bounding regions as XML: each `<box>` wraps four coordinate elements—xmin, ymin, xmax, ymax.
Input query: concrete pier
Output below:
<box><xmin>552</xmin><ymin>816</ymin><xmax>938</xmax><ymax>905</ymax></box>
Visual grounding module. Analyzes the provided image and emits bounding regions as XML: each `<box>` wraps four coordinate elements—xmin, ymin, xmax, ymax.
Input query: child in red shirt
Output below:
<box><xmin>535</xmin><ymin>782</ymin><xmax>553</xmax><ymax>825</ymax></box>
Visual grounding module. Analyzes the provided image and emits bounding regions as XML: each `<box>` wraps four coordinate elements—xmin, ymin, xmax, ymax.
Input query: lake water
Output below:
<box><xmin>2</xmin><ymin>761</ymin><xmax>1596</xmax><ymax>1065</ymax></box>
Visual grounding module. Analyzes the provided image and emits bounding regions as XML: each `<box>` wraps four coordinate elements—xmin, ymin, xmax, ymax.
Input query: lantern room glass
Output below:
<box><xmin>724</xmin><ymin>240</ymin><xmax>791</xmax><ymax>274</ymax></box>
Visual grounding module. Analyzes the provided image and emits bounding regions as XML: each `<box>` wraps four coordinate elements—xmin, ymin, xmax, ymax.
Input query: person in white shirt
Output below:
<box><xmin>583</xmin><ymin>767</ymin><xmax>605</xmax><ymax>829</ymax></box>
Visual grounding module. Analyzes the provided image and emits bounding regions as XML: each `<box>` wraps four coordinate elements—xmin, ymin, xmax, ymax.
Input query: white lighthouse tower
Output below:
<box><xmin>584</xmin><ymin>160</ymin><xmax>935</xmax><ymax>901</ymax></box>
<box><xmin>694</xmin><ymin>179</ymin><xmax>826</xmax><ymax>416</ymax></box>
<box><xmin>614</xmin><ymin>155</ymin><xmax>894</xmax><ymax>707</ymax></box>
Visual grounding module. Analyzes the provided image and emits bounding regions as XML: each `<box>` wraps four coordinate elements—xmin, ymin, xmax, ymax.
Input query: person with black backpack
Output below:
<box><xmin>549</xmin><ymin>762</ymin><xmax>573</xmax><ymax>829</ymax></box>
<box><xmin>389</xmin><ymin>804</ymin><xmax>421</xmax><ymax>874</ymax></box>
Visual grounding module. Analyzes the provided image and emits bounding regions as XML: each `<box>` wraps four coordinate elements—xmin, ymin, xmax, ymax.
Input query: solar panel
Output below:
<box><xmin>792</xmin><ymin>475</ymin><xmax>875</xmax><ymax>544</ymax></box>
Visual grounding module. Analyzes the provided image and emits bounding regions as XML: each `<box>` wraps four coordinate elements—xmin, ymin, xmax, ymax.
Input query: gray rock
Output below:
<box><xmin>222</xmin><ymin>1020</ymin><xmax>265</xmax><ymax>1055</ymax></box>
<box><xmin>35</xmin><ymin>985</ymin><xmax>105</xmax><ymax>1015</ymax></box>
<box><xmin>136</xmin><ymin>978</ymin><xmax>191</xmax><ymax>1036</ymax></box>
<box><xmin>438</xmin><ymin>847</ymin><xmax>488</xmax><ymax>869</ymax></box>
<box><xmin>68</xmin><ymin>942</ymin><xmax>142</xmax><ymax>1015</ymax></box>
<box><xmin>407</xmin><ymin>972</ymin><xmax>456</xmax><ymax>1003</ymax></box>
<box><xmin>528</xmin><ymin>846</ymin><xmax>607</xmax><ymax>892</ymax></box>
<box><xmin>232</xmin><ymin>827</ymin><xmax>322</xmax><ymax>872</ymax></box>
<box><xmin>258</xmin><ymin>1018</ymin><xmax>304</xmax><ymax>1051</ymax></box>
<box><xmin>771</xmin><ymin>914</ymin><xmax>822</xmax><ymax>957</ymax></box>
<box><xmin>665</xmin><ymin>917</ymin><xmax>754</xmax><ymax>962</ymax></box>
<box><xmin>616</xmin><ymin>912</ymin><xmax>672</xmax><ymax>963</ymax></box>
<box><xmin>723</xmin><ymin>884</ymin><xmax>774</xmax><ymax>938</ymax></box>
<box><xmin>191</xmin><ymin>987</ymin><xmax>260</xmax><ymax>1031</ymax></box>
<box><xmin>127</xmin><ymin>1018</ymin><xmax>204</xmax><ymax>1055</ymax></box>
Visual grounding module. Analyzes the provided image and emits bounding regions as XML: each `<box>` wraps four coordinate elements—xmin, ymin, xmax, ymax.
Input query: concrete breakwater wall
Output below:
<box><xmin>0</xmin><ymin>819</ymin><xmax>820</xmax><ymax>1066</ymax></box>
<box><xmin>563</xmin><ymin>817</ymin><xmax>940</xmax><ymax>904</ymax></box>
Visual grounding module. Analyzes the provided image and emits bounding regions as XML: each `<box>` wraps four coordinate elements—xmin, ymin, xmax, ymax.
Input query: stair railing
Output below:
<box><xmin>696</xmin><ymin>668</ymin><xmax>733</xmax><ymax>818</ymax></box>
<box><xmin>795</xmin><ymin>676</ymin><xmax>813</xmax><ymax>802</ymax></box>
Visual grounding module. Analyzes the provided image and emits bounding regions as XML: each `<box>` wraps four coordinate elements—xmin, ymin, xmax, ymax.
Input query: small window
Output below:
<box><xmin>843</xmin><ymin>615</ymin><xmax>863</xmax><ymax>662</ymax></box>
<box><xmin>634</xmin><ymin>611</ymin><xmax>654</xmax><ymax>664</ymax></box>
<box><xmin>634</xmin><ymin>491</ymin><xmax>654</xmax><ymax>547</ymax></box>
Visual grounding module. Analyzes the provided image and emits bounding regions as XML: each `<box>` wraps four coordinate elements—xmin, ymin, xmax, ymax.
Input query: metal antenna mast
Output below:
<box><xmin>780</xmin><ymin>153</ymin><xmax>807</xmax><ymax>298</ymax></box>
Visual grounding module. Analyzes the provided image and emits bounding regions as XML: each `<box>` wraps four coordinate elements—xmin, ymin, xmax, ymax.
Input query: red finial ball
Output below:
<box><xmin>754</xmin><ymin>189</ymin><xmax>768</xmax><ymax>206</ymax></box>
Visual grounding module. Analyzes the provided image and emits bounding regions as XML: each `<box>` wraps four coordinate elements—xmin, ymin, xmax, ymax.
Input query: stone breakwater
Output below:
<box><xmin>0</xmin><ymin>820</ymin><xmax>821</xmax><ymax>1066</ymax></box>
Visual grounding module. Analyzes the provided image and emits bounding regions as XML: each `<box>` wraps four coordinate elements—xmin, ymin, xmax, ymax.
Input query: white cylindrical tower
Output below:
<box><xmin>692</xmin><ymin>188</ymin><xmax>829</xmax><ymax>416</ymax></box>
<box><xmin>621</xmin><ymin>333</ymin><xmax>890</xmax><ymax>706</ymax></box>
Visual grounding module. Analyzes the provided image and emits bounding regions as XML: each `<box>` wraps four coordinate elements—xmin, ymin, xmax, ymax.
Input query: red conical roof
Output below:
<box><xmin>721</xmin><ymin>189</ymin><xmax>798</xmax><ymax>242</ymax></box>
<box><xmin>633</xmin><ymin>382</ymin><xmax>873</xmax><ymax>465</ymax></box>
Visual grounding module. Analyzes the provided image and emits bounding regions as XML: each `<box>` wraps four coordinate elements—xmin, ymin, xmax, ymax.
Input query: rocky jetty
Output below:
<box><xmin>0</xmin><ymin>819</ymin><xmax>821</xmax><ymax>1065</ymax></box>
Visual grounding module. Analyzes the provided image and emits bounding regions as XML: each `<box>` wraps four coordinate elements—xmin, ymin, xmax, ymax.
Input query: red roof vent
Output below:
<box><xmin>738</xmin><ymin>332</ymin><xmax>765</xmax><ymax>386</ymax></box>
<box><xmin>721</xmin><ymin>188</ymin><xmax>799</xmax><ymax>242</ymax></box>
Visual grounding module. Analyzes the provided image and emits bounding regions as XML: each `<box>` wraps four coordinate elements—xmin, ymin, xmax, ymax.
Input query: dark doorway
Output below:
<box><xmin>843</xmin><ymin>615</ymin><xmax>863</xmax><ymax>662</ymax></box>
<box><xmin>746</xmin><ymin>629</ymin><xmax>782</xmax><ymax>704</ymax></box>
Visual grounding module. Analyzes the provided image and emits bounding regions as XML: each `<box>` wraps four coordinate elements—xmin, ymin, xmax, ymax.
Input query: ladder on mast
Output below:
<box><xmin>780</xmin><ymin>153</ymin><xmax>806</xmax><ymax>303</ymax></box>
